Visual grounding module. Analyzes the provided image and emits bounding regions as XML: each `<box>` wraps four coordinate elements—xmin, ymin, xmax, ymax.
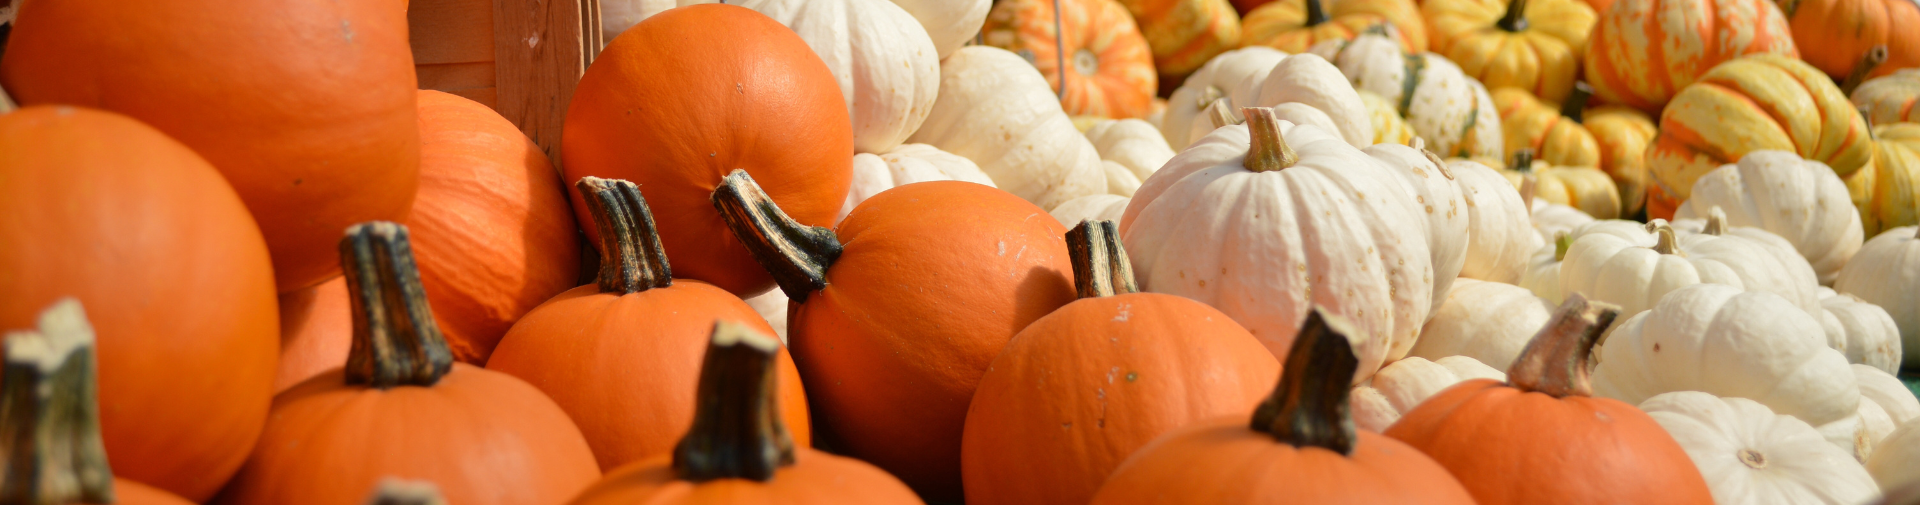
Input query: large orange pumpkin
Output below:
<box><xmin>488</xmin><ymin>177</ymin><xmax>811</xmax><ymax>472</ymax></box>
<box><xmin>273</xmin><ymin>277</ymin><xmax>352</xmax><ymax>394</ymax></box>
<box><xmin>1426</xmin><ymin>0</ymin><xmax>1596</xmax><ymax>103</ymax></box>
<box><xmin>1583</xmin><ymin>0</ymin><xmax>1797</xmax><ymax>114</ymax></box>
<box><xmin>410</xmin><ymin>90</ymin><xmax>579</xmax><ymax>365</ymax></box>
<box><xmin>563</xmin><ymin>4</ymin><xmax>852</xmax><ymax>297</ymax></box>
<box><xmin>1780</xmin><ymin>0</ymin><xmax>1919</xmax><ymax>82</ymax></box>
<box><xmin>1648</xmin><ymin>54</ymin><xmax>1875</xmax><ymax>202</ymax></box>
<box><xmin>1</xmin><ymin>299</ymin><xmax>198</xmax><ymax>505</ymax></box>
<box><xmin>1384</xmin><ymin>295</ymin><xmax>1715</xmax><ymax>505</ymax></box>
<box><xmin>959</xmin><ymin>221</ymin><xmax>1281</xmax><ymax>505</ymax></box>
<box><xmin>981</xmin><ymin>0</ymin><xmax>1159</xmax><ymax>119</ymax></box>
<box><xmin>565</xmin><ymin>322</ymin><xmax>922</xmax><ymax>505</ymax></box>
<box><xmin>218</xmin><ymin>223</ymin><xmax>600</xmax><ymax>505</ymax></box>
<box><xmin>1241</xmin><ymin>0</ymin><xmax>1428</xmax><ymax>53</ymax></box>
<box><xmin>1086</xmin><ymin>310</ymin><xmax>1478</xmax><ymax>505</ymax></box>
<box><xmin>0</xmin><ymin>106</ymin><xmax>279</xmax><ymax>502</ymax></box>
<box><xmin>0</xmin><ymin>0</ymin><xmax>421</xmax><ymax>292</ymax></box>
<box><xmin>1118</xmin><ymin>0</ymin><xmax>1245</xmax><ymax>77</ymax></box>
<box><xmin>714</xmin><ymin>174</ymin><xmax>1077</xmax><ymax>500</ymax></box>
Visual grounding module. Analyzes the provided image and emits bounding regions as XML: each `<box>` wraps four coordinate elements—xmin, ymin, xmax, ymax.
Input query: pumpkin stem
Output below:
<box><xmin>673</xmin><ymin>320</ymin><xmax>796</xmax><ymax>482</ymax></box>
<box><xmin>1197</xmin><ymin>86</ymin><xmax>1225</xmax><ymax>112</ymax></box>
<box><xmin>1243</xmin><ymin>107</ymin><xmax>1299</xmax><ymax>173</ymax></box>
<box><xmin>1304</xmin><ymin>0</ymin><xmax>1330</xmax><ymax>26</ymax></box>
<box><xmin>341</xmin><ymin>222</ymin><xmax>454</xmax><ymax>389</ymax></box>
<box><xmin>1703</xmin><ymin>206</ymin><xmax>1729</xmax><ymax>236</ymax></box>
<box><xmin>364</xmin><ymin>479</ymin><xmax>446</xmax><ymax>505</ymax></box>
<box><xmin>1509</xmin><ymin>148</ymin><xmax>1536</xmax><ymax>173</ymax></box>
<box><xmin>1841</xmin><ymin>46</ymin><xmax>1889</xmax><ymax>96</ymax></box>
<box><xmin>1496</xmin><ymin>0</ymin><xmax>1529</xmax><ymax>32</ymax></box>
<box><xmin>1561</xmin><ymin>82</ymin><xmax>1592</xmax><ymax>123</ymax></box>
<box><xmin>1650</xmin><ymin>225</ymin><xmax>1683</xmax><ymax>256</ymax></box>
<box><xmin>1506</xmin><ymin>294</ymin><xmax>1619</xmax><ymax>398</ymax></box>
<box><xmin>0</xmin><ymin>299</ymin><xmax>114</xmax><ymax>505</ymax></box>
<box><xmin>1206</xmin><ymin>97</ymin><xmax>1240</xmax><ymax>129</ymax></box>
<box><xmin>1520</xmin><ymin>174</ymin><xmax>1539</xmax><ymax>212</ymax></box>
<box><xmin>1361</xmin><ymin>23</ymin><xmax>1392</xmax><ymax>38</ymax></box>
<box><xmin>1067</xmin><ymin>220</ymin><xmax>1138</xmax><ymax>299</ymax></box>
<box><xmin>1250</xmin><ymin>309</ymin><xmax>1360</xmax><ymax>455</ymax></box>
<box><xmin>1553</xmin><ymin>231</ymin><xmax>1572</xmax><ymax>262</ymax></box>
<box><xmin>578</xmin><ymin>177</ymin><xmax>673</xmax><ymax>294</ymax></box>
<box><xmin>711</xmin><ymin>169</ymin><xmax>842</xmax><ymax>303</ymax></box>
<box><xmin>1411</xmin><ymin>138</ymin><xmax>1456</xmax><ymax>180</ymax></box>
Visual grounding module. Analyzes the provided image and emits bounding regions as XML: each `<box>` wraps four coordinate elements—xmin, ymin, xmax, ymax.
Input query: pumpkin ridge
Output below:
<box><xmin>712</xmin><ymin>170</ymin><xmax>845</xmax><ymax>303</ymax></box>
<box><xmin>671</xmin><ymin>321</ymin><xmax>796</xmax><ymax>482</ymax></box>
<box><xmin>339</xmin><ymin>222</ymin><xmax>455</xmax><ymax>389</ymax></box>
<box><xmin>1</xmin><ymin>299</ymin><xmax>114</xmax><ymax>504</ymax></box>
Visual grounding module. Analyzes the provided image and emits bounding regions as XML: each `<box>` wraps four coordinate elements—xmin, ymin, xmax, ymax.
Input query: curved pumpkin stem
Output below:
<box><xmin>1702</xmin><ymin>206</ymin><xmax>1729</xmax><ymax>236</ymax></box>
<box><xmin>1303</xmin><ymin>0</ymin><xmax>1330</xmax><ymax>27</ymax></box>
<box><xmin>1250</xmin><ymin>309</ymin><xmax>1360</xmax><ymax>455</ymax></box>
<box><xmin>1842</xmin><ymin>46</ymin><xmax>1889</xmax><ymax>96</ymax></box>
<box><xmin>711</xmin><ymin>170</ymin><xmax>843</xmax><ymax>303</ymax></box>
<box><xmin>579</xmin><ymin>177</ymin><xmax>673</xmax><ymax>294</ymax></box>
<box><xmin>1650</xmin><ymin>225</ymin><xmax>1683</xmax><ymax>256</ymax></box>
<box><xmin>1561</xmin><ymin>82</ymin><xmax>1593</xmax><ymax>123</ymax></box>
<box><xmin>1507</xmin><ymin>294</ymin><xmax>1619</xmax><ymax>398</ymax></box>
<box><xmin>673</xmin><ymin>320</ymin><xmax>797</xmax><ymax>482</ymax></box>
<box><xmin>1496</xmin><ymin>0</ymin><xmax>1529</xmax><ymax>32</ymax></box>
<box><xmin>1067</xmin><ymin>220</ymin><xmax>1138</xmax><ymax>299</ymax></box>
<box><xmin>1520</xmin><ymin>174</ymin><xmax>1539</xmax><ymax>212</ymax></box>
<box><xmin>1243</xmin><ymin>107</ymin><xmax>1299</xmax><ymax>173</ymax></box>
<box><xmin>364</xmin><ymin>479</ymin><xmax>447</xmax><ymax>505</ymax></box>
<box><xmin>1553</xmin><ymin>231</ymin><xmax>1572</xmax><ymax>262</ymax></box>
<box><xmin>1205</xmin><ymin>97</ymin><xmax>1239</xmax><ymax>129</ymax></box>
<box><xmin>1509</xmin><ymin>148</ymin><xmax>1536</xmax><ymax>174</ymax></box>
<box><xmin>1</xmin><ymin>299</ymin><xmax>115</xmax><ymax>505</ymax></box>
<box><xmin>341</xmin><ymin>222</ymin><xmax>454</xmax><ymax>388</ymax></box>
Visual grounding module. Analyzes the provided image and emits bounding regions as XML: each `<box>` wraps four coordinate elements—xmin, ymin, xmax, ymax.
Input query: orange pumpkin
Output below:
<box><xmin>1781</xmin><ymin>0</ymin><xmax>1919</xmax><ymax>82</ymax></box>
<box><xmin>1648</xmin><ymin>54</ymin><xmax>1875</xmax><ymax>202</ymax></box>
<box><xmin>0</xmin><ymin>0</ymin><xmax>421</xmax><ymax>292</ymax></box>
<box><xmin>563</xmin><ymin>4</ymin><xmax>853</xmax><ymax>297</ymax></box>
<box><xmin>1</xmin><ymin>299</ymin><xmax>199</xmax><ymax>505</ymax></box>
<box><xmin>981</xmin><ymin>0</ymin><xmax>1159</xmax><ymax>119</ymax></box>
<box><xmin>409</xmin><ymin>90</ymin><xmax>580</xmax><ymax>365</ymax></box>
<box><xmin>1241</xmin><ymin>0</ymin><xmax>1427</xmax><ymax>53</ymax></box>
<box><xmin>1584</xmin><ymin>0</ymin><xmax>1797</xmax><ymax>113</ymax></box>
<box><xmin>488</xmin><ymin>177</ymin><xmax>811</xmax><ymax>472</ymax></box>
<box><xmin>274</xmin><ymin>277</ymin><xmax>352</xmax><ymax>394</ymax></box>
<box><xmin>1385</xmin><ymin>295</ymin><xmax>1715</xmax><ymax>505</ymax></box>
<box><xmin>1118</xmin><ymin>0</ymin><xmax>1245</xmax><ymax>77</ymax></box>
<box><xmin>218</xmin><ymin>223</ymin><xmax>600</xmax><ymax>505</ymax></box>
<box><xmin>0</xmin><ymin>106</ymin><xmax>279</xmax><ymax>502</ymax></box>
<box><xmin>959</xmin><ymin>221</ymin><xmax>1281</xmax><ymax>505</ymax></box>
<box><xmin>1492</xmin><ymin>83</ymin><xmax>1656</xmax><ymax>215</ymax></box>
<box><xmin>565</xmin><ymin>321</ymin><xmax>922</xmax><ymax>505</ymax></box>
<box><xmin>1086</xmin><ymin>310</ymin><xmax>1478</xmax><ymax>505</ymax></box>
<box><xmin>714</xmin><ymin>173</ymin><xmax>1077</xmax><ymax>500</ymax></box>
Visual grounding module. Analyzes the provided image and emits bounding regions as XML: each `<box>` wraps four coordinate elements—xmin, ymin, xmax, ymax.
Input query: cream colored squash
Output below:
<box><xmin>909</xmin><ymin>46</ymin><xmax>1107</xmax><ymax>210</ymax></box>
<box><xmin>1857</xmin><ymin>364</ymin><xmax>1920</xmax><ymax>455</ymax></box>
<box><xmin>1559</xmin><ymin>222</ymin><xmax>1822</xmax><ymax>319</ymax></box>
<box><xmin>1820</xmin><ymin>292</ymin><xmax>1905</xmax><ymax>374</ymax></box>
<box><xmin>1518</xmin><ymin>219</ymin><xmax>1646</xmax><ymax>303</ymax></box>
<box><xmin>838</xmin><ymin>144</ymin><xmax>998</xmax><ymax>224</ymax></box>
<box><xmin>1640</xmin><ymin>391</ymin><xmax>1880</xmax><ymax>505</ymax></box>
<box><xmin>1230</xmin><ymin>53</ymin><xmax>1373</xmax><ymax>148</ymax></box>
<box><xmin>1451</xmin><ymin>159</ymin><xmax>1541</xmax><ymax>283</ymax></box>
<box><xmin>1366</xmin><ymin>139</ymin><xmax>1466</xmax><ymax>313</ymax></box>
<box><xmin>601</xmin><ymin>0</ymin><xmax>676</xmax><ymax>45</ymax></box>
<box><xmin>888</xmin><ymin>0</ymin><xmax>992</xmax><ymax>59</ymax></box>
<box><xmin>1049</xmin><ymin>194</ymin><xmax>1130</xmax><ymax>227</ymax></box>
<box><xmin>1675</xmin><ymin>150</ymin><xmax>1865</xmax><ymax>286</ymax></box>
<box><xmin>1869</xmin><ymin>419</ymin><xmax>1920</xmax><ymax>492</ymax></box>
<box><xmin>1121</xmin><ymin>108</ymin><xmax>1434</xmax><ymax>383</ymax></box>
<box><xmin>1592</xmin><ymin>283</ymin><xmax>1860</xmax><ymax>427</ymax></box>
<box><xmin>1349</xmin><ymin>355</ymin><xmax>1505</xmax><ymax>432</ymax></box>
<box><xmin>1834</xmin><ymin>226</ymin><xmax>1920</xmax><ymax>367</ymax></box>
<box><xmin>716</xmin><ymin>0</ymin><xmax>941</xmax><ymax>155</ymax></box>
<box><xmin>743</xmin><ymin>289</ymin><xmax>790</xmax><ymax>344</ymax></box>
<box><xmin>1310</xmin><ymin>32</ymin><xmax>1503</xmax><ymax>159</ymax></box>
<box><xmin>1409</xmin><ymin>279</ymin><xmax>1553</xmax><ymax>370</ymax></box>
<box><xmin>1160</xmin><ymin>46</ymin><xmax>1290</xmax><ymax>150</ymax></box>
<box><xmin>1084</xmin><ymin>118</ymin><xmax>1176</xmax><ymax>182</ymax></box>
<box><xmin>1103</xmin><ymin>161</ymin><xmax>1141</xmax><ymax>196</ymax></box>
<box><xmin>1530</xmin><ymin>195</ymin><xmax>1594</xmax><ymax>243</ymax></box>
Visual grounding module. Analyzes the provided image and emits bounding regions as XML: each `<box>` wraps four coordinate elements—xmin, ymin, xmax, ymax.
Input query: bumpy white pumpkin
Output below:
<box><xmin>1869</xmin><ymin>419</ymin><xmax>1920</xmax><ymax>492</ymax></box>
<box><xmin>1518</xmin><ymin>219</ymin><xmax>1651</xmax><ymax>303</ymax></box>
<box><xmin>1103</xmin><ymin>161</ymin><xmax>1140</xmax><ymax>196</ymax></box>
<box><xmin>1858</xmin><ymin>365</ymin><xmax>1920</xmax><ymax>455</ymax></box>
<box><xmin>1560</xmin><ymin>223</ymin><xmax>1822</xmax><ymax>319</ymax></box>
<box><xmin>1049</xmin><ymin>194</ymin><xmax>1129</xmax><ymax>227</ymax></box>
<box><xmin>1530</xmin><ymin>195</ymin><xmax>1594</xmax><ymax>243</ymax></box>
<box><xmin>888</xmin><ymin>0</ymin><xmax>991</xmax><ymax>59</ymax></box>
<box><xmin>1366</xmin><ymin>140</ymin><xmax>1466</xmax><ymax>313</ymax></box>
<box><xmin>1820</xmin><ymin>292</ymin><xmax>1905</xmax><ymax>374</ymax></box>
<box><xmin>1640</xmin><ymin>391</ymin><xmax>1880</xmax><ymax>505</ymax></box>
<box><xmin>1451</xmin><ymin>159</ymin><xmax>1541</xmax><ymax>283</ymax></box>
<box><xmin>716</xmin><ymin>0</ymin><xmax>940</xmax><ymax>155</ymax></box>
<box><xmin>1121</xmin><ymin>109</ymin><xmax>1434</xmax><ymax>383</ymax></box>
<box><xmin>1675</xmin><ymin>151</ymin><xmax>1865</xmax><ymax>286</ymax></box>
<box><xmin>1409</xmin><ymin>279</ymin><xmax>1553</xmax><ymax>370</ymax></box>
<box><xmin>908</xmin><ymin>46</ymin><xmax>1107</xmax><ymax>210</ymax></box>
<box><xmin>1350</xmin><ymin>355</ymin><xmax>1505</xmax><ymax>432</ymax></box>
<box><xmin>1592</xmin><ymin>284</ymin><xmax>1860</xmax><ymax>427</ymax></box>
<box><xmin>601</xmin><ymin>0</ymin><xmax>675</xmax><ymax>43</ymax></box>
<box><xmin>1084</xmin><ymin>118</ymin><xmax>1176</xmax><ymax>182</ymax></box>
<box><xmin>1160</xmin><ymin>47</ymin><xmax>1290</xmax><ymax>150</ymax></box>
<box><xmin>1309</xmin><ymin>32</ymin><xmax>1502</xmax><ymax>159</ymax></box>
<box><xmin>1230</xmin><ymin>54</ymin><xmax>1373</xmax><ymax>148</ymax></box>
<box><xmin>837</xmin><ymin>144</ymin><xmax>997</xmax><ymax>223</ymax></box>
<box><xmin>1834</xmin><ymin>226</ymin><xmax>1920</xmax><ymax>367</ymax></box>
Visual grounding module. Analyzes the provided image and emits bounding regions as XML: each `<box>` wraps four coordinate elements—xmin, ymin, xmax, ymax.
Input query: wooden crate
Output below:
<box><xmin>409</xmin><ymin>0</ymin><xmax>604</xmax><ymax>161</ymax></box>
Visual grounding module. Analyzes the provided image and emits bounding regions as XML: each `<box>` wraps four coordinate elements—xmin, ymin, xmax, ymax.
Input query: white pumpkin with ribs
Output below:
<box><xmin>1675</xmin><ymin>150</ymin><xmax>1864</xmax><ymax>285</ymax></box>
<box><xmin>908</xmin><ymin>46</ymin><xmax>1106</xmax><ymax>209</ymax></box>
<box><xmin>1639</xmin><ymin>391</ymin><xmax>1879</xmax><ymax>505</ymax></box>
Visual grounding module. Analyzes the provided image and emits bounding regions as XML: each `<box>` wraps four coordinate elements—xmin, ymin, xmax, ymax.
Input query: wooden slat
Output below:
<box><xmin>417</xmin><ymin>61</ymin><xmax>495</xmax><ymax>92</ymax></box>
<box><xmin>409</xmin><ymin>0</ymin><xmax>494</xmax><ymax>65</ymax></box>
<box><xmin>493</xmin><ymin>0</ymin><xmax>590</xmax><ymax>163</ymax></box>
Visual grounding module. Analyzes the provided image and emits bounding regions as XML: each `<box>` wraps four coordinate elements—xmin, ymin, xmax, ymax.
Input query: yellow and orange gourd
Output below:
<box><xmin>1584</xmin><ymin>0</ymin><xmax>1797</xmax><ymax>114</ymax></box>
<box><xmin>1241</xmin><ymin>0</ymin><xmax>1427</xmax><ymax>53</ymax></box>
<box><xmin>1117</xmin><ymin>0</ymin><xmax>1244</xmax><ymax>79</ymax></box>
<box><xmin>982</xmin><ymin>0</ymin><xmax>1160</xmax><ymax>118</ymax></box>
<box><xmin>1424</xmin><ymin>0</ymin><xmax>1595</xmax><ymax>103</ymax></box>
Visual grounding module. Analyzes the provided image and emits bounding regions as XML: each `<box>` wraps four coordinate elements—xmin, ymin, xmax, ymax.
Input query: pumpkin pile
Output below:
<box><xmin>3</xmin><ymin>0</ymin><xmax>1920</xmax><ymax>503</ymax></box>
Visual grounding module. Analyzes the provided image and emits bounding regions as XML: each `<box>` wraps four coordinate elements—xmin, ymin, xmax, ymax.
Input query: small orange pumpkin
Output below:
<box><xmin>981</xmin><ymin>0</ymin><xmax>1159</xmax><ymax>119</ymax></box>
<box><xmin>1240</xmin><ymin>0</ymin><xmax>1427</xmax><ymax>53</ymax></box>
<box><xmin>1779</xmin><ymin>0</ymin><xmax>1919</xmax><ymax>82</ymax></box>
<box><xmin>488</xmin><ymin>177</ymin><xmax>811</xmax><ymax>472</ymax></box>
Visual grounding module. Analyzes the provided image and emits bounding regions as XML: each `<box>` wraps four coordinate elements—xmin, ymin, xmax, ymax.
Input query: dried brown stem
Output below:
<box><xmin>1</xmin><ymin>299</ymin><xmax>114</xmax><ymax>505</ymax></box>
<box><xmin>578</xmin><ymin>177</ymin><xmax>673</xmax><ymax>294</ymax></box>
<box><xmin>1067</xmin><ymin>220</ymin><xmax>1138</xmax><ymax>299</ymax></box>
<box><xmin>1243</xmin><ymin>107</ymin><xmax>1299</xmax><ymax>173</ymax></box>
<box><xmin>1507</xmin><ymin>294</ymin><xmax>1619</xmax><ymax>398</ymax></box>
<box><xmin>341</xmin><ymin>222</ymin><xmax>453</xmax><ymax>388</ymax></box>
<box><xmin>1250</xmin><ymin>310</ymin><xmax>1360</xmax><ymax>455</ymax></box>
<box><xmin>673</xmin><ymin>320</ymin><xmax>796</xmax><ymax>482</ymax></box>
<box><xmin>711</xmin><ymin>170</ymin><xmax>842</xmax><ymax>303</ymax></box>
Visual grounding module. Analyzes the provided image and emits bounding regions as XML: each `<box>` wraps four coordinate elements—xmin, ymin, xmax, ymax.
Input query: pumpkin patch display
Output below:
<box><xmin>960</xmin><ymin>221</ymin><xmax>1280</xmax><ymax>505</ymax></box>
<box><xmin>1116</xmin><ymin>0</ymin><xmax>1244</xmax><ymax>77</ymax></box>
<box><xmin>1675</xmin><ymin>150</ymin><xmax>1864</xmax><ymax>286</ymax></box>
<box><xmin>1311</xmin><ymin>31</ymin><xmax>1505</xmax><ymax>158</ymax></box>
<box><xmin>908</xmin><ymin>46</ymin><xmax>1108</xmax><ymax>210</ymax></box>
<box><xmin>486</xmin><ymin>178</ymin><xmax>812</xmax><ymax>471</ymax></box>
<box><xmin>890</xmin><ymin>0</ymin><xmax>993</xmax><ymax>59</ymax></box>
<box><xmin>724</xmin><ymin>0</ymin><xmax>939</xmax><ymax>155</ymax></box>
<box><xmin>564</xmin><ymin>4</ymin><xmax>854</xmax><ymax>297</ymax></box>
<box><xmin>1410</xmin><ymin>278</ymin><xmax>1555</xmax><ymax>369</ymax></box>
<box><xmin>0</xmin><ymin>106</ymin><xmax>279</xmax><ymax>502</ymax></box>
<box><xmin>1834</xmin><ymin>226</ymin><xmax>1920</xmax><ymax>367</ymax></box>
<box><xmin>1639</xmin><ymin>391</ymin><xmax>1881</xmax><ymax>505</ymax></box>
<box><xmin>1088</xmin><ymin>311</ymin><xmax>1480</xmax><ymax>505</ymax></box>
<box><xmin>839</xmin><ymin>144</ymin><xmax>997</xmax><ymax>224</ymax></box>
<box><xmin>1160</xmin><ymin>46</ymin><xmax>1288</xmax><ymax>149</ymax></box>
<box><xmin>1425</xmin><ymin>0</ymin><xmax>1596</xmax><ymax>103</ymax></box>
<box><xmin>1853</xmin><ymin>68</ymin><xmax>1920</xmax><ymax>125</ymax></box>
<box><xmin>1850</xmin><ymin>123</ymin><xmax>1920</xmax><ymax>236</ymax></box>
<box><xmin>1350</xmin><ymin>355</ymin><xmax>1507</xmax><ymax>432</ymax></box>
<box><xmin>1240</xmin><ymin>0</ymin><xmax>1427</xmax><ymax>54</ymax></box>
<box><xmin>713</xmin><ymin>172</ymin><xmax>1077</xmax><ymax>500</ymax></box>
<box><xmin>1583</xmin><ymin>0</ymin><xmax>1797</xmax><ymax>114</ymax></box>
<box><xmin>1386</xmin><ymin>295</ymin><xmax>1717</xmax><ymax>505</ymax></box>
<box><xmin>981</xmin><ymin>0</ymin><xmax>1159</xmax><ymax>119</ymax></box>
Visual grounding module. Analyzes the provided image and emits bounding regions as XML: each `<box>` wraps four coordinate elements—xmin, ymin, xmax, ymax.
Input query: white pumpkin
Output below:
<box><xmin>1084</xmin><ymin>118</ymin><xmax>1176</xmax><ymax>182</ymax></box>
<box><xmin>601</xmin><ymin>0</ymin><xmax>675</xmax><ymax>44</ymax></box>
<box><xmin>1821</xmin><ymin>293</ymin><xmax>1905</xmax><ymax>374</ymax></box>
<box><xmin>1159</xmin><ymin>46</ymin><xmax>1290</xmax><ymax>150</ymax></box>
<box><xmin>1639</xmin><ymin>391</ymin><xmax>1880</xmax><ymax>505</ymax></box>
<box><xmin>837</xmin><ymin>144</ymin><xmax>997</xmax><ymax>224</ymax></box>
<box><xmin>1228</xmin><ymin>54</ymin><xmax>1373</xmax><ymax>148</ymax></box>
<box><xmin>887</xmin><ymin>0</ymin><xmax>991</xmax><ymax>59</ymax></box>
<box><xmin>1530</xmin><ymin>195</ymin><xmax>1595</xmax><ymax>243</ymax></box>
<box><xmin>1365</xmin><ymin>140</ymin><xmax>1466</xmax><ymax>313</ymax></box>
<box><xmin>1869</xmin><ymin>418</ymin><xmax>1920</xmax><ymax>493</ymax></box>
<box><xmin>1103</xmin><ymin>161</ymin><xmax>1141</xmax><ymax>196</ymax></box>
<box><xmin>744</xmin><ymin>289</ymin><xmax>790</xmax><ymax>344</ymax></box>
<box><xmin>1592</xmin><ymin>284</ymin><xmax>1861</xmax><ymax>427</ymax></box>
<box><xmin>908</xmin><ymin>46</ymin><xmax>1107</xmax><ymax>210</ymax></box>
<box><xmin>1349</xmin><ymin>355</ymin><xmax>1505</xmax><ymax>432</ymax></box>
<box><xmin>1858</xmin><ymin>364</ymin><xmax>1920</xmax><ymax>456</ymax></box>
<box><xmin>1451</xmin><ymin>159</ymin><xmax>1541</xmax><ymax>283</ymax></box>
<box><xmin>1409</xmin><ymin>279</ymin><xmax>1553</xmax><ymax>370</ymax></box>
<box><xmin>1309</xmin><ymin>32</ymin><xmax>1503</xmax><ymax>159</ymax></box>
<box><xmin>1517</xmin><ymin>219</ymin><xmax>1651</xmax><ymax>303</ymax></box>
<box><xmin>1675</xmin><ymin>150</ymin><xmax>1866</xmax><ymax>286</ymax></box>
<box><xmin>1049</xmin><ymin>194</ymin><xmax>1129</xmax><ymax>228</ymax></box>
<box><xmin>1559</xmin><ymin>223</ymin><xmax>1822</xmax><ymax>320</ymax></box>
<box><xmin>1835</xmin><ymin>226</ymin><xmax>1920</xmax><ymax>367</ymax></box>
<box><xmin>1121</xmin><ymin>108</ymin><xmax>1434</xmax><ymax>383</ymax></box>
